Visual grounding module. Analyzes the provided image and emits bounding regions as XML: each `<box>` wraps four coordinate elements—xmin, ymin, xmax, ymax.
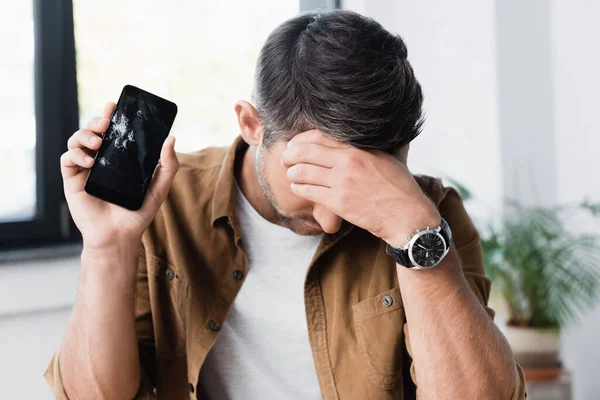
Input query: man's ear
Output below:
<box><xmin>235</xmin><ymin>100</ymin><xmax>263</xmax><ymax>146</ymax></box>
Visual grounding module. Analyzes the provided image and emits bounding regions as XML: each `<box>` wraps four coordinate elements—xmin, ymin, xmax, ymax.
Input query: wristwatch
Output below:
<box><xmin>386</xmin><ymin>218</ymin><xmax>452</xmax><ymax>269</ymax></box>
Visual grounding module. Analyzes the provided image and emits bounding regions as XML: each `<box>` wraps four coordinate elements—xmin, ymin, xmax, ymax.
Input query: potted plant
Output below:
<box><xmin>481</xmin><ymin>200</ymin><xmax>600</xmax><ymax>381</ymax></box>
<box><xmin>447</xmin><ymin>180</ymin><xmax>600</xmax><ymax>381</ymax></box>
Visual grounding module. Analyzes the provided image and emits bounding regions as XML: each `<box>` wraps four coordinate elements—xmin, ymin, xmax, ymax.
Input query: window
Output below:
<box><xmin>0</xmin><ymin>1</ymin><xmax>36</xmax><ymax>221</ymax></box>
<box><xmin>73</xmin><ymin>1</ymin><xmax>299</xmax><ymax>151</ymax></box>
<box><xmin>1</xmin><ymin>0</ymin><xmax>335</xmax><ymax>250</ymax></box>
<box><xmin>0</xmin><ymin>0</ymin><xmax>79</xmax><ymax>249</ymax></box>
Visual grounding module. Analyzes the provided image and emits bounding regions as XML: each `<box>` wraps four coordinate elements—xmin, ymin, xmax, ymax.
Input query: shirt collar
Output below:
<box><xmin>210</xmin><ymin>135</ymin><xmax>248</xmax><ymax>226</ymax></box>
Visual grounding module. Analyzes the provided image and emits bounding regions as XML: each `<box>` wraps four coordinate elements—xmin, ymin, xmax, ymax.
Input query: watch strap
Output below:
<box><xmin>439</xmin><ymin>218</ymin><xmax>452</xmax><ymax>246</ymax></box>
<box><xmin>385</xmin><ymin>243</ymin><xmax>413</xmax><ymax>268</ymax></box>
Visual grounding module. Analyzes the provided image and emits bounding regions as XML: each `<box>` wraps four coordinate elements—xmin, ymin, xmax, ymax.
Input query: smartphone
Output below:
<box><xmin>84</xmin><ymin>85</ymin><xmax>178</xmax><ymax>210</ymax></box>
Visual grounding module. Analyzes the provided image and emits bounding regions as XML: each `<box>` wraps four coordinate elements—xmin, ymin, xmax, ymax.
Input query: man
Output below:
<box><xmin>46</xmin><ymin>10</ymin><xmax>526</xmax><ymax>400</ymax></box>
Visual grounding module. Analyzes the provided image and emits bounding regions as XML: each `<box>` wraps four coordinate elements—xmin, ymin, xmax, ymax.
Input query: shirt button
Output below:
<box><xmin>188</xmin><ymin>383</ymin><xmax>194</xmax><ymax>393</ymax></box>
<box><xmin>232</xmin><ymin>270</ymin><xmax>244</xmax><ymax>280</ymax></box>
<box><xmin>382</xmin><ymin>295</ymin><xmax>393</xmax><ymax>307</ymax></box>
<box><xmin>209</xmin><ymin>320</ymin><xmax>221</xmax><ymax>331</ymax></box>
<box><xmin>165</xmin><ymin>268</ymin><xmax>175</xmax><ymax>281</ymax></box>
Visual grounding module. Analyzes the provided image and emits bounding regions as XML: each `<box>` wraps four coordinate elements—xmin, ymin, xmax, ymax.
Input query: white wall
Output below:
<box><xmin>552</xmin><ymin>1</ymin><xmax>600</xmax><ymax>399</ymax></box>
<box><xmin>495</xmin><ymin>0</ymin><xmax>558</xmax><ymax>207</ymax></box>
<box><xmin>0</xmin><ymin>258</ymin><xmax>80</xmax><ymax>399</ymax></box>
<box><xmin>0</xmin><ymin>308</ymin><xmax>71</xmax><ymax>399</ymax></box>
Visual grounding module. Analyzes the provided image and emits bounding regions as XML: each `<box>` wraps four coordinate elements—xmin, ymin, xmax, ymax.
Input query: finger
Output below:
<box><xmin>286</xmin><ymin>163</ymin><xmax>332</xmax><ymax>187</ymax></box>
<box><xmin>85</xmin><ymin>116</ymin><xmax>110</xmax><ymax>134</ymax></box>
<box><xmin>281</xmin><ymin>142</ymin><xmax>338</xmax><ymax>168</ymax></box>
<box><xmin>314</xmin><ymin>208</ymin><xmax>343</xmax><ymax>235</ymax></box>
<box><xmin>60</xmin><ymin>148</ymin><xmax>95</xmax><ymax>179</ymax></box>
<box><xmin>290</xmin><ymin>183</ymin><xmax>330</xmax><ymax>203</ymax></box>
<box><xmin>103</xmin><ymin>101</ymin><xmax>116</xmax><ymax>119</ymax></box>
<box><xmin>67</xmin><ymin>129</ymin><xmax>103</xmax><ymax>151</ymax></box>
<box><xmin>289</xmin><ymin>129</ymin><xmax>349</xmax><ymax>149</ymax></box>
<box><xmin>140</xmin><ymin>137</ymin><xmax>180</xmax><ymax>212</ymax></box>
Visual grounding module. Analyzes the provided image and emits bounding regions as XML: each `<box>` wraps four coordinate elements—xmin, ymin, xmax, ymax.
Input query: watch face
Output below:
<box><xmin>410</xmin><ymin>232</ymin><xmax>447</xmax><ymax>268</ymax></box>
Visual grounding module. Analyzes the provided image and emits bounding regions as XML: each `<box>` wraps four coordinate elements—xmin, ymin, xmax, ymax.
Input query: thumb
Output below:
<box><xmin>140</xmin><ymin>136</ymin><xmax>179</xmax><ymax>213</ymax></box>
<box><xmin>103</xmin><ymin>101</ymin><xmax>117</xmax><ymax>119</ymax></box>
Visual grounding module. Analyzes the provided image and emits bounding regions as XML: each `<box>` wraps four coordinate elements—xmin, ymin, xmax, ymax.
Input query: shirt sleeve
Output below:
<box><xmin>43</xmin><ymin>350</ymin><xmax>69</xmax><ymax>400</ymax></box>
<box><xmin>511</xmin><ymin>362</ymin><xmax>527</xmax><ymax>400</ymax></box>
<box><xmin>43</xmin><ymin>349</ymin><xmax>157</xmax><ymax>400</ymax></box>
<box><xmin>43</xmin><ymin>246</ymin><xmax>157</xmax><ymax>399</ymax></box>
<box><xmin>402</xmin><ymin>185</ymin><xmax>527</xmax><ymax>399</ymax></box>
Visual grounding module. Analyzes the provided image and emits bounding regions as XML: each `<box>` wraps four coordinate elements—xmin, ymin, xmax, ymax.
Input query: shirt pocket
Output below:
<box><xmin>352</xmin><ymin>286</ymin><xmax>405</xmax><ymax>390</ymax></box>
<box><xmin>148</xmin><ymin>258</ymin><xmax>190</xmax><ymax>359</ymax></box>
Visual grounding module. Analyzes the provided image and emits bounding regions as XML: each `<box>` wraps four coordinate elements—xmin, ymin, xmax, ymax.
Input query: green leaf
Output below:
<box><xmin>444</xmin><ymin>177</ymin><xmax>473</xmax><ymax>202</ymax></box>
<box><xmin>581</xmin><ymin>200</ymin><xmax>600</xmax><ymax>217</ymax></box>
<box><xmin>446</xmin><ymin>181</ymin><xmax>600</xmax><ymax>328</ymax></box>
<box><xmin>477</xmin><ymin>199</ymin><xmax>600</xmax><ymax>328</ymax></box>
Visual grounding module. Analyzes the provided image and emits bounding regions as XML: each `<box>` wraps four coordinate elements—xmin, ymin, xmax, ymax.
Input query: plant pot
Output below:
<box><xmin>522</xmin><ymin>365</ymin><xmax>563</xmax><ymax>382</ymax></box>
<box><xmin>504</xmin><ymin>325</ymin><xmax>561</xmax><ymax>377</ymax></box>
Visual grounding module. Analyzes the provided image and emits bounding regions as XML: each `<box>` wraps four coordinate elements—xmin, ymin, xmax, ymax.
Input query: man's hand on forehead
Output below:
<box><xmin>280</xmin><ymin>129</ymin><xmax>438</xmax><ymax>248</ymax></box>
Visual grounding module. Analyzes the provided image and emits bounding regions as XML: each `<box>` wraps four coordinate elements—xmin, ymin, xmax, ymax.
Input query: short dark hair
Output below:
<box><xmin>253</xmin><ymin>9</ymin><xmax>424</xmax><ymax>152</ymax></box>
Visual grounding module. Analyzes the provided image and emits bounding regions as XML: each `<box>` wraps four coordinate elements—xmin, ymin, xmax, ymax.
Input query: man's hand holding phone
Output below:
<box><xmin>58</xmin><ymin>98</ymin><xmax>180</xmax><ymax>400</ymax></box>
<box><xmin>60</xmin><ymin>101</ymin><xmax>179</xmax><ymax>255</ymax></box>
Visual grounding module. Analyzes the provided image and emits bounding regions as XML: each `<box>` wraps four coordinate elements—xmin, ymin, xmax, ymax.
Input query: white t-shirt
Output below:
<box><xmin>198</xmin><ymin>183</ymin><xmax>323</xmax><ymax>399</ymax></box>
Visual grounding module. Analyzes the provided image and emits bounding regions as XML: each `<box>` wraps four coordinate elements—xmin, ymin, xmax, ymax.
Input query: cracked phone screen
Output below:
<box><xmin>87</xmin><ymin>90</ymin><xmax>173</xmax><ymax>202</ymax></box>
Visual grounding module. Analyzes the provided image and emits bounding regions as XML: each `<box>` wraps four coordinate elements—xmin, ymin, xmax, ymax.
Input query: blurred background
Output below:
<box><xmin>1</xmin><ymin>0</ymin><xmax>599</xmax><ymax>399</ymax></box>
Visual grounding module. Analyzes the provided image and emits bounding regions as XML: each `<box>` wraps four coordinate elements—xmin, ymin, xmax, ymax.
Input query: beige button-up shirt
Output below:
<box><xmin>45</xmin><ymin>136</ymin><xmax>526</xmax><ymax>399</ymax></box>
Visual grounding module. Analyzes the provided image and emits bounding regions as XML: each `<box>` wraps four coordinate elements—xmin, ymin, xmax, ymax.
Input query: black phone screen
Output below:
<box><xmin>84</xmin><ymin>85</ymin><xmax>178</xmax><ymax>210</ymax></box>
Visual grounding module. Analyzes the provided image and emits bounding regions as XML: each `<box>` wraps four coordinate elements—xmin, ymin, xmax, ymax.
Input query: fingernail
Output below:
<box><xmin>85</xmin><ymin>156</ymin><xmax>94</xmax><ymax>164</ymax></box>
<box><xmin>90</xmin><ymin>136</ymin><xmax>101</xmax><ymax>145</ymax></box>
